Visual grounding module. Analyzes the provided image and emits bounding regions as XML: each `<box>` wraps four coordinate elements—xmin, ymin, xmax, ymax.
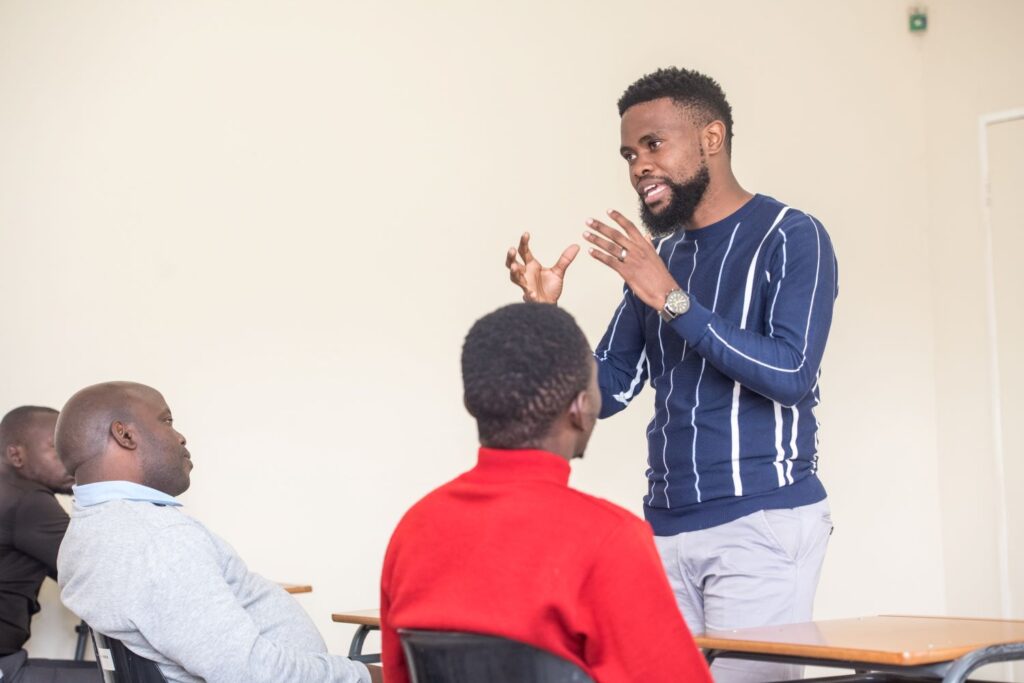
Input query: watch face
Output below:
<box><xmin>667</xmin><ymin>289</ymin><xmax>690</xmax><ymax>315</ymax></box>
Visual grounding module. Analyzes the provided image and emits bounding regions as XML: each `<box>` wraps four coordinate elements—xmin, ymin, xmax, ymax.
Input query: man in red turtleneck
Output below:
<box><xmin>380</xmin><ymin>303</ymin><xmax>711</xmax><ymax>683</ymax></box>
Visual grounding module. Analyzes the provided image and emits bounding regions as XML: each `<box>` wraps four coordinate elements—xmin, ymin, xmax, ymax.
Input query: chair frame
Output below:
<box><xmin>398</xmin><ymin>628</ymin><xmax>594</xmax><ymax>683</ymax></box>
<box><xmin>89</xmin><ymin>629</ymin><xmax>168</xmax><ymax>683</ymax></box>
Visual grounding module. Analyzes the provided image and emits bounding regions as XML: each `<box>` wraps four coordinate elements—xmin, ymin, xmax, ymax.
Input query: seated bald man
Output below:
<box><xmin>0</xmin><ymin>406</ymin><xmax>99</xmax><ymax>682</ymax></box>
<box><xmin>54</xmin><ymin>382</ymin><xmax>372</xmax><ymax>683</ymax></box>
<box><xmin>381</xmin><ymin>304</ymin><xmax>712</xmax><ymax>683</ymax></box>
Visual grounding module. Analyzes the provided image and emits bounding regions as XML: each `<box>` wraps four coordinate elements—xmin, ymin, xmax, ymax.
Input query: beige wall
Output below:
<box><xmin>922</xmin><ymin>0</ymin><xmax>1024</xmax><ymax>622</ymax></box>
<box><xmin>0</xmin><ymin>0</ymin><xmax>1019</xmax><ymax>660</ymax></box>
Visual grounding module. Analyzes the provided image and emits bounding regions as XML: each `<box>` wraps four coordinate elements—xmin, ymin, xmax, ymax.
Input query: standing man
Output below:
<box><xmin>506</xmin><ymin>67</ymin><xmax>838</xmax><ymax>682</ymax></box>
<box><xmin>0</xmin><ymin>406</ymin><xmax>98</xmax><ymax>682</ymax></box>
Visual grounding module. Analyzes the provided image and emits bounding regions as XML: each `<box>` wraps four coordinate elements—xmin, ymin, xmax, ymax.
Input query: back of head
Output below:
<box><xmin>55</xmin><ymin>383</ymin><xmax>136</xmax><ymax>477</ymax></box>
<box><xmin>618</xmin><ymin>66</ymin><xmax>734</xmax><ymax>152</ymax></box>
<box><xmin>462</xmin><ymin>303</ymin><xmax>593</xmax><ymax>449</ymax></box>
<box><xmin>55</xmin><ymin>381</ymin><xmax>191</xmax><ymax>495</ymax></box>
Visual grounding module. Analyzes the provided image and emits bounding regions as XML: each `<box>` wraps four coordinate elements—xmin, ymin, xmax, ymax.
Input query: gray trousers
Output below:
<box><xmin>655</xmin><ymin>499</ymin><xmax>832</xmax><ymax>683</ymax></box>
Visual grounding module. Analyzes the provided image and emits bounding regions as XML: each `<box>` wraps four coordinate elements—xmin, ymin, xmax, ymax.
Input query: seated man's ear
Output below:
<box><xmin>110</xmin><ymin>421</ymin><xmax>139</xmax><ymax>450</ymax></box>
<box><xmin>567</xmin><ymin>390</ymin><xmax>592</xmax><ymax>431</ymax></box>
<box><xmin>5</xmin><ymin>444</ymin><xmax>25</xmax><ymax>469</ymax></box>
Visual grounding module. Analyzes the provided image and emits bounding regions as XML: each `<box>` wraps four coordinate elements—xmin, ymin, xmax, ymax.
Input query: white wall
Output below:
<box><xmin>0</xmin><ymin>0</ymin><xmax>1018</xmax><ymax>660</ymax></box>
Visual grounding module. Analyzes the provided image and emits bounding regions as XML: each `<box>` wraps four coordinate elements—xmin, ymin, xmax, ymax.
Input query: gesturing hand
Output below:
<box><xmin>583</xmin><ymin>210</ymin><xmax>681</xmax><ymax>311</ymax></box>
<box><xmin>505</xmin><ymin>232</ymin><xmax>580</xmax><ymax>305</ymax></box>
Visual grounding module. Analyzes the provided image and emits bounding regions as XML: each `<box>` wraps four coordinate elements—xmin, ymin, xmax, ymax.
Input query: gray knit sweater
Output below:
<box><xmin>57</xmin><ymin>499</ymin><xmax>369</xmax><ymax>683</ymax></box>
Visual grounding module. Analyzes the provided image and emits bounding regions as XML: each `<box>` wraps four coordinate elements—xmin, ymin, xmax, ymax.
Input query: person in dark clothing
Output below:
<box><xmin>0</xmin><ymin>406</ymin><xmax>98</xmax><ymax>682</ymax></box>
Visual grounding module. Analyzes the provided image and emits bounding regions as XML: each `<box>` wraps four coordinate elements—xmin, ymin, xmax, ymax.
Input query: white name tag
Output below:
<box><xmin>98</xmin><ymin>648</ymin><xmax>116</xmax><ymax>671</ymax></box>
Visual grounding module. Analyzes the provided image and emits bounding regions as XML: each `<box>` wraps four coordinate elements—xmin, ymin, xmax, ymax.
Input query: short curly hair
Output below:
<box><xmin>462</xmin><ymin>303</ymin><xmax>592</xmax><ymax>449</ymax></box>
<box><xmin>618</xmin><ymin>67</ymin><xmax>734</xmax><ymax>151</ymax></box>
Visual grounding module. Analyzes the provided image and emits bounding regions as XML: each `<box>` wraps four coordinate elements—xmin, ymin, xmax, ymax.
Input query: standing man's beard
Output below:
<box><xmin>639</xmin><ymin>161</ymin><xmax>711</xmax><ymax>238</ymax></box>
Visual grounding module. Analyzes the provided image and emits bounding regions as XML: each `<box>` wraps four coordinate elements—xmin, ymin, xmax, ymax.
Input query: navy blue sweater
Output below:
<box><xmin>595</xmin><ymin>194</ymin><xmax>838</xmax><ymax>534</ymax></box>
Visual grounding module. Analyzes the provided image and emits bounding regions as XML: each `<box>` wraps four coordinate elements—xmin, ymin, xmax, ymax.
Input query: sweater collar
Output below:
<box><xmin>472</xmin><ymin>448</ymin><xmax>571</xmax><ymax>485</ymax></box>
<box><xmin>678</xmin><ymin>193</ymin><xmax>765</xmax><ymax>243</ymax></box>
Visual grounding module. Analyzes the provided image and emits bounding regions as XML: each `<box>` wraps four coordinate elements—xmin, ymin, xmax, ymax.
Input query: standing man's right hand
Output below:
<box><xmin>505</xmin><ymin>232</ymin><xmax>579</xmax><ymax>304</ymax></box>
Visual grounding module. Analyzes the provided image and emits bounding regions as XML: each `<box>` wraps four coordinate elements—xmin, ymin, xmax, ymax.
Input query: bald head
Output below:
<box><xmin>56</xmin><ymin>382</ymin><xmax>193</xmax><ymax>495</ymax></box>
<box><xmin>56</xmin><ymin>383</ymin><xmax>148</xmax><ymax>474</ymax></box>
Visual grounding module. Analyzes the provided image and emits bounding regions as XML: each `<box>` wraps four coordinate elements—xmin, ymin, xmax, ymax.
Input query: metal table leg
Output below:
<box><xmin>348</xmin><ymin>624</ymin><xmax>381</xmax><ymax>664</ymax></box>
<box><xmin>942</xmin><ymin>643</ymin><xmax>1024</xmax><ymax>683</ymax></box>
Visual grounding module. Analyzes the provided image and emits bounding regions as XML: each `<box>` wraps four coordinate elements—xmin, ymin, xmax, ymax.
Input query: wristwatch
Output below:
<box><xmin>659</xmin><ymin>288</ymin><xmax>690</xmax><ymax>322</ymax></box>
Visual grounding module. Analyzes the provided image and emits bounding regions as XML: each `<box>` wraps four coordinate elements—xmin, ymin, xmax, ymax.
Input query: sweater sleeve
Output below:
<box><xmin>578</xmin><ymin>518</ymin><xmax>712</xmax><ymax>683</ymax></box>
<box><xmin>134</xmin><ymin>523</ymin><xmax>370</xmax><ymax>683</ymax></box>
<box><xmin>594</xmin><ymin>290</ymin><xmax>649</xmax><ymax>419</ymax></box>
<box><xmin>14</xmin><ymin>490</ymin><xmax>69</xmax><ymax>580</ymax></box>
<box><xmin>666</xmin><ymin>213</ymin><xmax>838</xmax><ymax>406</ymax></box>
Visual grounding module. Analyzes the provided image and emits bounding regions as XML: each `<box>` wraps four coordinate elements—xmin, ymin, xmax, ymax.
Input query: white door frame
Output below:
<box><xmin>978</xmin><ymin>107</ymin><xmax>1024</xmax><ymax>620</ymax></box>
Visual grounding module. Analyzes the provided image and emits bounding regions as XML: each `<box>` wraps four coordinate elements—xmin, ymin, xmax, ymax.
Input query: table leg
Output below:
<box><xmin>347</xmin><ymin>624</ymin><xmax>382</xmax><ymax>664</ymax></box>
<box><xmin>942</xmin><ymin>643</ymin><xmax>1024</xmax><ymax>683</ymax></box>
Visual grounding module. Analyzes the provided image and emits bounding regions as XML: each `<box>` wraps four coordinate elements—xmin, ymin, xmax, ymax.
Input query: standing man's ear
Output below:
<box><xmin>702</xmin><ymin>120</ymin><xmax>728</xmax><ymax>157</ymax></box>
<box><xmin>110</xmin><ymin>421</ymin><xmax>138</xmax><ymax>450</ymax></box>
<box><xmin>5</xmin><ymin>444</ymin><xmax>25</xmax><ymax>468</ymax></box>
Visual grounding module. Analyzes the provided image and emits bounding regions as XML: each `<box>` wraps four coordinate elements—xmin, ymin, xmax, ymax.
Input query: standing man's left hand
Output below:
<box><xmin>583</xmin><ymin>210</ymin><xmax>681</xmax><ymax>310</ymax></box>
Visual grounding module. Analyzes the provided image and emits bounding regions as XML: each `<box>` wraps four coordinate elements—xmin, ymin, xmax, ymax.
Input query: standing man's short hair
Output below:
<box><xmin>462</xmin><ymin>303</ymin><xmax>592</xmax><ymax>449</ymax></box>
<box><xmin>617</xmin><ymin>67</ymin><xmax>735</xmax><ymax>151</ymax></box>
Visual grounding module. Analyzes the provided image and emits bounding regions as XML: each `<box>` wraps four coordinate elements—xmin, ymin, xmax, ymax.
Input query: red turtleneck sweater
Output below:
<box><xmin>380</xmin><ymin>448</ymin><xmax>711</xmax><ymax>683</ymax></box>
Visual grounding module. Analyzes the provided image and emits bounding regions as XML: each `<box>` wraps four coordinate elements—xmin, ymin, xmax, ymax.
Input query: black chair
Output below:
<box><xmin>89</xmin><ymin>630</ymin><xmax>168</xmax><ymax>683</ymax></box>
<box><xmin>398</xmin><ymin>629</ymin><xmax>594</xmax><ymax>683</ymax></box>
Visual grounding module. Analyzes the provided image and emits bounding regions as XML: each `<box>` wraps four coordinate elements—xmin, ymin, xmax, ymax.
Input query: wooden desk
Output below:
<box><xmin>330</xmin><ymin>612</ymin><xmax>1024</xmax><ymax>681</ymax></box>
<box><xmin>333</xmin><ymin>609</ymin><xmax>382</xmax><ymax>664</ymax></box>
<box><xmin>333</xmin><ymin>609</ymin><xmax>381</xmax><ymax>626</ymax></box>
<box><xmin>281</xmin><ymin>583</ymin><xmax>313</xmax><ymax>595</ymax></box>
<box><xmin>696</xmin><ymin>615</ymin><xmax>1024</xmax><ymax>682</ymax></box>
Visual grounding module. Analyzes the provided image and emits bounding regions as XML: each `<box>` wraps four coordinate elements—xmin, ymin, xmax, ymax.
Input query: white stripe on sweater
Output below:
<box><xmin>613</xmin><ymin>350</ymin><xmax>647</xmax><ymax>406</ymax></box>
<box><xmin>641</xmin><ymin>235</ymin><xmax>673</xmax><ymax>502</ymax></box>
<box><xmin>730</xmin><ymin>381</ymin><xmax>744</xmax><ymax>495</ymax></box>
<box><xmin>768</xmin><ymin>230</ymin><xmax>788</xmax><ymax>336</ymax></box>
<box><xmin>596</xmin><ymin>295</ymin><xmax>646</xmax><ymax>407</ymax></box>
<box><xmin>690</xmin><ymin>224</ymin><xmax>740</xmax><ymax>503</ymax></box>
<box><xmin>596</xmin><ymin>299</ymin><xmax>628</xmax><ymax>362</ymax></box>
<box><xmin>739</xmin><ymin>207</ymin><xmax>790</xmax><ymax>327</ymax></box>
<box><xmin>811</xmin><ymin>370</ymin><xmax>822</xmax><ymax>474</ymax></box>
<box><xmin>607</xmin><ymin>236</ymin><xmax>674</xmax><ymax>405</ymax></box>
<box><xmin>800</xmin><ymin>215</ymin><xmax>824</xmax><ymax>357</ymax></box>
<box><xmin>773</xmin><ymin>401</ymin><xmax>786</xmax><ymax>486</ymax></box>
<box><xmin>786</xmin><ymin>406</ymin><xmax>799</xmax><ymax>485</ymax></box>
<box><xmin>709</xmin><ymin>212</ymin><xmax>823</xmax><ymax>374</ymax></box>
<box><xmin>653</xmin><ymin>235</ymin><xmax>687</xmax><ymax>506</ymax></box>
<box><xmin>729</xmin><ymin>207</ymin><xmax>790</xmax><ymax>496</ymax></box>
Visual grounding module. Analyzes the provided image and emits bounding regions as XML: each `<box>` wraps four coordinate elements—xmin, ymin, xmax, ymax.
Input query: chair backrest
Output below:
<box><xmin>398</xmin><ymin>629</ymin><xmax>595</xmax><ymax>683</ymax></box>
<box><xmin>90</xmin><ymin>629</ymin><xmax>169</xmax><ymax>683</ymax></box>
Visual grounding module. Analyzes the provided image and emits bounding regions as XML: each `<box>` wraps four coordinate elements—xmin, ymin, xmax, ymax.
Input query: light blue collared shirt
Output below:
<box><xmin>73</xmin><ymin>481</ymin><xmax>182</xmax><ymax>508</ymax></box>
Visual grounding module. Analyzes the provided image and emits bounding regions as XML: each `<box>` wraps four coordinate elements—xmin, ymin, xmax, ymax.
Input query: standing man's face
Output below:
<box><xmin>16</xmin><ymin>414</ymin><xmax>75</xmax><ymax>494</ymax></box>
<box><xmin>619</xmin><ymin>97</ymin><xmax>711</xmax><ymax>236</ymax></box>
